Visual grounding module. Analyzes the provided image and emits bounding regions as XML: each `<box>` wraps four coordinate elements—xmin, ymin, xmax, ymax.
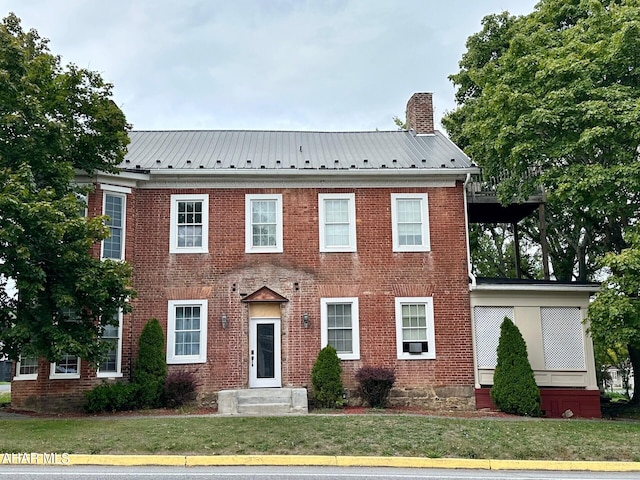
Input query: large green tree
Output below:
<box><xmin>0</xmin><ymin>13</ymin><xmax>134</xmax><ymax>365</ymax></box>
<box><xmin>589</xmin><ymin>230</ymin><xmax>640</xmax><ymax>403</ymax></box>
<box><xmin>443</xmin><ymin>0</ymin><xmax>640</xmax><ymax>282</ymax></box>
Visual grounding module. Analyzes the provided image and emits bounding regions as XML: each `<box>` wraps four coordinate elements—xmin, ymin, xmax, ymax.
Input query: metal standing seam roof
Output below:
<box><xmin>121</xmin><ymin>130</ymin><xmax>473</xmax><ymax>172</ymax></box>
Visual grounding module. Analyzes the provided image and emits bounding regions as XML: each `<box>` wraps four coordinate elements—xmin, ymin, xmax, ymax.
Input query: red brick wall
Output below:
<box><xmin>12</xmin><ymin>182</ymin><xmax>475</xmax><ymax>410</ymax></box>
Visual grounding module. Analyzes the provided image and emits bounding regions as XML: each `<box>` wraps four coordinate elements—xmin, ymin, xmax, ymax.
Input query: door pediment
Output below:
<box><xmin>242</xmin><ymin>286</ymin><xmax>289</xmax><ymax>303</ymax></box>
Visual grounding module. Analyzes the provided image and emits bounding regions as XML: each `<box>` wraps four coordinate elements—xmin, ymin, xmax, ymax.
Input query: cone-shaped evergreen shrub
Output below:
<box><xmin>490</xmin><ymin>317</ymin><xmax>542</xmax><ymax>416</ymax></box>
<box><xmin>311</xmin><ymin>345</ymin><xmax>343</xmax><ymax>408</ymax></box>
<box><xmin>133</xmin><ymin>318</ymin><xmax>167</xmax><ymax>408</ymax></box>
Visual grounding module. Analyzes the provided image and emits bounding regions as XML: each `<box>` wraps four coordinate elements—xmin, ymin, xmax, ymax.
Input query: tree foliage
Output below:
<box><xmin>443</xmin><ymin>0</ymin><xmax>640</xmax><ymax>282</ymax></box>
<box><xmin>311</xmin><ymin>345</ymin><xmax>343</xmax><ymax>408</ymax></box>
<box><xmin>0</xmin><ymin>13</ymin><xmax>133</xmax><ymax>364</ymax></box>
<box><xmin>491</xmin><ymin>317</ymin><xmax>542</xmax><ymax>416</ymax></box>
<box><xmin>589</xmin><ymin>229</ymin><xmax>640</xmax><ymax>403</ymax></box>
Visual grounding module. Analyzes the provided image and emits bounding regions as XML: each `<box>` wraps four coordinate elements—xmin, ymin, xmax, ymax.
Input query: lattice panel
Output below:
<box><xmin>474</xmin><ymin>306</ymin><xmax>514</xmax><ymax>368</ymax></box>
<box><xmin>541</xmin><ymin>307</ymin><xmax>585</xmax><ymax>370</ymax></box>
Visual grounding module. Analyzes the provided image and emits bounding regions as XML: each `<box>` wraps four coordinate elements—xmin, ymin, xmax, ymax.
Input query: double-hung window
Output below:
<box><xmin>50</xmin><ymin>308</ymin><xmax>81</xmax><ymax>379</ymax></box>
<box><xmin>167</xmin><ymin>300</ymin><xmax>208</xmax><ymax>364</ymax></box>
<box><xmin>101</xmin><ymin>186</ymin><xmax>129</xmax><ymax>260</ymax></box>
<box><xmin>170</xmin><ymin>194</ymin><xmax>209</xmax><ymax>253</ymax></box>
<box><xmin>391</xmin><ymin>193</ymin><xmax>430</xmax><ymax>252</ymax></box>
<box><xmin>245</xmin><ymin>194</ymin><xmax>283</xmax><ymax>253</ymax></box>
<box><xmin>395</xmin><ymin>297</ymin><xmax>435</xmax><ymax>359</ymax></box>
<box><xmin>318</xmin><ymin>193</ymin><xmax>357</xmax><ymax>252</ymax></box>
<box><xmin>97</xmin><ymin>310</ymin><xmax>123</xmax><ymax>377</ymax></box>
<box><xmin>14</xmin><ymin>356</ymin><xmax>38</xmax><ymax>380</ymax></box>
<box><xmin>50</xmin><ymin>355</ymin><xmax>81</xmax><ymax>379</ymax></box>
<box><xmin>320</xmin><ymin>297</ymin><xmax>360</xmax><ymax>360</ymax></box>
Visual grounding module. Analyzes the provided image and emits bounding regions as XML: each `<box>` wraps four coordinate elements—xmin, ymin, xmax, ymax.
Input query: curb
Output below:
<box><xmin>4</xmin><ymin>454</ymin><xmax>639</xmax><ymax>471</ymax></box>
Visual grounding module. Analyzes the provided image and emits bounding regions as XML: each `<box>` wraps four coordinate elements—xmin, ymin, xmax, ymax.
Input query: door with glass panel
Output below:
<box><xmin>249</xmin><ymin>318</ymin><xmax>281</xmax><ymax>388</ymax></box>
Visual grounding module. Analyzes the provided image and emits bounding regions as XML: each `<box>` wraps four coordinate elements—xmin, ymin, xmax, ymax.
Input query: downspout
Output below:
<box><xmin>463</xmin><ymin>173</ymin><xmax>476</xmax><ymax>289</ymax></box>
<box><xmin>464</xmin><ymin>172</ymin><xmax>481</xmax><ymax>393</ymax></box>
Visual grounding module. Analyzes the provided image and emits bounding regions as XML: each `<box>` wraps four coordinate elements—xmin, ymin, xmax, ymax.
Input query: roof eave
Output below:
<box><xmin>142</xmin><ymin>167</ymin><xmax>480</xmax><ymax>178</ymax></box>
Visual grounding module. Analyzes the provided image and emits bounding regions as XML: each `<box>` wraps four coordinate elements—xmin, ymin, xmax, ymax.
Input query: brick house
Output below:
<box><xmin>11</xmin><ymin>93</ymin><xmax>600</xmax><ymax>416</ymax></box>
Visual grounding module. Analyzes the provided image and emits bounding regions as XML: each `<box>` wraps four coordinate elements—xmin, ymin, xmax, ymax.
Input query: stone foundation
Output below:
<box><xmin>344</xmin><ymin>385</ymin><xmax>475</xmax><ymax>410</ymax></box>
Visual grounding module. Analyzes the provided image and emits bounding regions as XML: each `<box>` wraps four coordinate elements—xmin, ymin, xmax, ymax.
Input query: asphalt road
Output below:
<box><xmin>0</xmin><ymin>466</ymin><xmax>639</xmax><ymax>480</ymax></box>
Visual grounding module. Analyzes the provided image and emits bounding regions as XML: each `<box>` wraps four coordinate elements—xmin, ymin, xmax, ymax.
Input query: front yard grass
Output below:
<box><xmin>0</xmin><ymin>414</ymin><xmax>639</xmax><ymax>461</ymax></box>
<box><xmin>0</xmin><ymin>392</ymin><xmax>9</xmax><ymax>404</ymax></box>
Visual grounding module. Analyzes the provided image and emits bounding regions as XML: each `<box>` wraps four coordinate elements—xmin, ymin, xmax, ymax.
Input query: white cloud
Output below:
<box><xmin>4</xmin><ymin>0</ymin><xmax>539</xmax><ymax>131</ymax></box>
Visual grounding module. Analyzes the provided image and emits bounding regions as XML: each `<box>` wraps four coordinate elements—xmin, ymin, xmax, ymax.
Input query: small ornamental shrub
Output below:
<box><xmin>163</xmin><ymin>370</ymin><xmax>201</xmax><ymax>408</ymax></box>
<box><xmin>84</xmin><ymin>381</ymin><xmax>138</xmax><ymax>413</ymax></box>
<box><xmin>491</xmin><ymin>317</ymin><xmax>542</xmax><ymax>417</ymax></box>
<box><xmin>355</xmin><ymin>366</ymin><xmax>396</xmax><ymax>408</ymax></box>
<box><xmin>311</xmin><ymin>345</ymin><xmax>343</xmax><ymax>408</ymax></box>
<box><xmin>133</xmin><ymin>318</ymin><xmax>167</xmax><ymax>408</ymax></box>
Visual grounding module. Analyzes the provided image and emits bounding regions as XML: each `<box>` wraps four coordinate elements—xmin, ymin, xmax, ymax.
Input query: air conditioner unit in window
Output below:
<box><xmin>409</xmin><ymin>342</ymin><xmax>423</xmax><ymax>354</ymax></box>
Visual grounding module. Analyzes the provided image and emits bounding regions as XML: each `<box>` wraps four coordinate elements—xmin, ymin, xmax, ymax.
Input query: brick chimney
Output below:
<box><xmin>405</xmin><ymin>92</ymin><xmax>434</xmax><ymax>134</ymax></box>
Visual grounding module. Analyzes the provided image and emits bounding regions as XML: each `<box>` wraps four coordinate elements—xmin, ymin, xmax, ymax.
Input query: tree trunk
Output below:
<box><xmin>628</xmin><ymin>343</ymin><xmax>640</xmax><ymax>405</ymax></box>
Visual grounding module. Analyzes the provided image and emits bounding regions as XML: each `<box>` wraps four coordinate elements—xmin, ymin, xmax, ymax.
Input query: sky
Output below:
<box><xmin>4</xmin><ymin>0</ymin><xmax>538</xmax><ymax>132</ymax></box>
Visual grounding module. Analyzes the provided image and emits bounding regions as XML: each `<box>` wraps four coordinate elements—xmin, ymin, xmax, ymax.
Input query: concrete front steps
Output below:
<box><xmin>217</xmin><ymin>388</ymin><xmax>308</xmax><ymax>415</ymax></box>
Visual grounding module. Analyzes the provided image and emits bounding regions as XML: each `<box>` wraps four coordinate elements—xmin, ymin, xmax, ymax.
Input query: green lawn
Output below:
<box><xmin>0</xmin><ymin>414</ymin><xmax>639</xmax><ymax>461</ymax></box>
<box><xmin>0</xmin><ymin>392</ymin><xmax>9</xmax><ymax>404</ymax></box>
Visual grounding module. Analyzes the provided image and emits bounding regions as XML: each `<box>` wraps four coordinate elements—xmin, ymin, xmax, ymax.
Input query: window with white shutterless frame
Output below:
<box><xmin>395</xmin><ymin>297</ymin><xmax>436</xmax><ymax>360</ymax></box>
<box><xmin>391</xmin><ymin>193</ymin><xmax>430</xmax><ymax>252</ymax></box>
<box><xmin>97</xmin><ymin>310</ymin><xmax>123</xmax><ymax>378</ymax></box>
<box><xmin>170</xmin><ymin>194</ymin><xmax>209</xmax><ymax>254</ymax></box>
<box><xmin>167</xmin><ymin>299</ymin><xmax>208</xmax><ymax>364</ymax></box>
<box><xmin>50</xmin><ymin>354</ymin><xmax>81</xmax><ymax>379</ymax></box>
<box><xmin>50</xmin><ymin>308</ymin><xmax>81</xmax><ymax>379</ymax></box>
<box><xmin>14</xmin><ymin>356</ymin><xmax>38</xmax><ymax>380</ymax></box>
<box><xmin>320</xmin><ymin>297</ymin><xmax>360</xmax><ymax>360</ymax></box>
<box><xmin>245</xmin><ymin>194</ymin><xmax>283</xmax><ymax>253</ymax></box>
<box><xmin>100</xmin><ymin>185</ymin><xmax>130</xmax><ymax>260</ymax></box>
<box><xmin>318</xmin><ymin>193</ymin><xmax>357</xmax><ymax>252</ymax></box>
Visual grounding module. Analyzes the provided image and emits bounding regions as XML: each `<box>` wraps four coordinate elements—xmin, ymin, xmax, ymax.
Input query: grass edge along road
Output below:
<box><xmin>0</xmin><ymin>414</ymin><xmax>639</xmax><ymax>462</ymax></box>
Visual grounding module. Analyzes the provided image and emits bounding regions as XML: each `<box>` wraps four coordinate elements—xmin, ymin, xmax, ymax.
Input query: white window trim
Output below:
<box><xmin>395</xmin><ymin>296</ymin><xmax>436</xmax><ymax>360</ymax></box>
<box><xmin>167</xmin><ymin>299</ymin><xmax>208</xmax><ymax>364</ymax></box>
<box><xmin>320</xmin><ymin>297</ymin><xmax>360</xmax><ymax>360</ymax></box>
<box><xmin>100</xmin><ymin>184</ymin><xmax>132</xmax><ymax>195</ymax></box>
<box><xmin>49</xmin><ymin>356</ymin><xmax>81</xmax><ymax>379</ymax></box>
<box><xmin>391</xmin><ymin>193</ymin><xmax>430</xmax><ymax>252</ymax></box>
<box><xmin>14</xmin><ymin>356</ymin><xmax>38</xmax><ymax>381</ymax></box>
<box><xmin>245</xmin><ymin>194</ymin><xmax>283</xmax><ymax>253</ymax></box>
<box><xmin>97</xmin><ymin>310</ymin><xmax>124</xmax><ymax>378</ymax></box>
<box><xmin>318</xmin><ymin>193</ymin><xmax>357</xmax><ymax>252</ymax></box>
<box><xmin>101</xmin><ymin>190</ymin><xmax>127</xmax><ymax>260</ymax></box>
<box><xmin>169</xmin><ymin>194</ymin><xmax>209</xmax><ymax>254</ymax></box>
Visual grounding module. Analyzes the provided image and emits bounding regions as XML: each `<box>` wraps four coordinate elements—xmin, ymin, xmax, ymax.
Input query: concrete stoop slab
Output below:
<box><xmin>218</xmin><ymin>388</ymin><xmax>308</xmax><ymax>415</ymax></box>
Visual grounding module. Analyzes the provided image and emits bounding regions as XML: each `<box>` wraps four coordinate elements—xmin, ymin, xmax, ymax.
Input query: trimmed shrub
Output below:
<box><xmin>355</xmin><ymin>366</ymin><xmax>396</xmax><ymax>408</ymax></box>
<box><xmin>491</xmin><ymin>317</ymin><xmax>542</xmax><ymax>416</ymax></box>
<box><xmin>133</xmin><ymin>318</ymin><xmax>167</xmax><ymax>408</ymax></box>
<box><xmin>163</xmin><ymin>370</ymin><xmax>201</xmax><ymax>408</ymax></box>
<box><xmin>311</xmin><ymin>345</ymin><xmax>343</xmax><ymax>408</ymax></box>
<box><xmin>84</xmin><ymin>381</ymin><xmax>138</xmax><ymax>413</ymax></box>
